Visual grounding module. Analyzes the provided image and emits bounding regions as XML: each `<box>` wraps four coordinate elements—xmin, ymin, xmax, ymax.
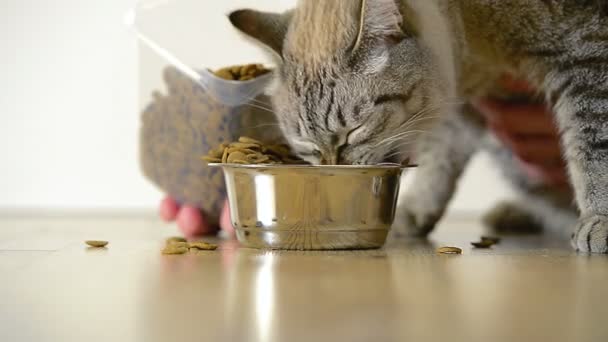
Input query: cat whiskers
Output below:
<box><xmin>246</xmin><ymin>123</ymin><xmax>282</xmax><ymax>130</ymax></box>
<box><xmin>383</xmin><ymin>140</ymin><xmax>417</xmax><ymax>162</ymax></box>
<box><xmin>373</xmin><ymin>114</ymin><xmax>438</xmax><ymax>149</ymax></box>
<box><xmin>373</xmin><ymin>101</ymin><xmax>450</xmax><ymax>149</ymax></box>
<box><xmin>243</xmin><ymin>102</ymin><xmax>279</xmax><ymax>115</ymax></box>
<box><xmin>375</xmin><ymin>130</ymin><xmax>428</xmax><ymax>149</ymax></box>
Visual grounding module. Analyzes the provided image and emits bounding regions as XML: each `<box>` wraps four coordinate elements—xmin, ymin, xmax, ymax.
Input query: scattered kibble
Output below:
<box><xmin>481</xmin><ymin>236</ymin><xmax>501</xmax><ymax>244</ymax></box>
<box><xmin>161</xmin><ymin>245</ymin><xmax>189</xmax><ymax>255</ymax></box>
<box><xmin>169</xmin><ymin>242</ymin><xmax>189</xmax><ymax>248</ymax></box>
<box><xmin>188</xmin><ymin>241</ymin><xmax>218</xmax><ymax>251</ymax></box>
<box><xmin>471</xmin><ymin>241</ymin><xmax>494</xmax><ymax>249</ymax></box>
<box><xmin>166</xmin><ymin>236</ymin><xmax>187</xmax><ymax>244</ymax></box>
<box><xmin>202</xmin><ymin>136</ymin><xmax>306</xmax><ymax>165</ymax></box>
<box><xmin>85</xmin><ymin>240</ymin><xmax>108</xmax><ymax>248</ymax></box>
<box><xmin>161</xmin><ymin>238</ymin><xmax>218</xmax><ymax>255</ymax></box>
<box><xmin>213</xmin><ymin>64</ymin><xmax>271</xmax><ymax>81</ymax></box>
<box><xmin>470</xmin><ymin>236</ymin><xmax>501</xmax><ymax>249</ymax></box>
<box><xmin>436</xmin><ymin>246</ymin><xmax>462</xmax><ymax>254</ymax></box>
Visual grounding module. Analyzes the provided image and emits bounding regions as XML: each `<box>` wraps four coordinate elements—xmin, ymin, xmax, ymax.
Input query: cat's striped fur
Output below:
<box><xmin>229</xmin><ymin>0</ymin><xmax>608</xmax><ymax>253</ymax></box>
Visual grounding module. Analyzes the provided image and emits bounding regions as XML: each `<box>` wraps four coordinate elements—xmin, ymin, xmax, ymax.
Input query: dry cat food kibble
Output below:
<box><xmin>471</xmin><ymin>241</ymin><xmax>494</xmax><ymax>249</ymax></box>
<box><xmin>436</xmin><ymin>246</ymin><xmax>463</xmax><ymax>254</ymax></box>
<box><xmin>471</xmin><ymin>236</ymin><xmax>501</xmax><ymax>249</ymax></box>
<box><xmin>85</xmin><ymin>240</ymin><xmax>109</xmax><ymax>248</ymax></box>
<box><xmin>166</xmin><ymin>236</ymin><xmax>187</xmax><ymax>244</ymax></box>
<box><xmin>481</xmin><ymin>236</ymin><xmax>501</xmax><ymax>244</ymax></box>
<box><xmin>213</xmin><ymin>64</ymin><xmax>271</xmax><ymax>81</ymax></box>
<box><xmin>202</xmin><ymin>136</ymin><xmax>306</xmax><ymax>165</ymax></box>
<box><xmin>188</xmin><ymin>241</ymin><xmax>218</xmax><ymax>251</ymax></box>
<box><xmin>161</xmin><ymin>245</ymin><xmax>189</xmax><ymax>255</ymax></box>
<box><xmin>161</xmin><ymin>238</ymin><xmax>218</xmax><ymax>255</ymax></box>
<box><xmin>167</xmin><ymin>241</ymin><xmax>189</xmax><ymax>249</ymax></box>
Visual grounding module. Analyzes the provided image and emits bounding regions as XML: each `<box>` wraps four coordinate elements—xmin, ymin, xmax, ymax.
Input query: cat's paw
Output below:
<box><xmin>391</xmin><ymin>208</ymin><xmax>440</xmax><ymax>238</ymax></box>
<box><xmin>571</xmin><ymin>215</ymin><xmax>608</xmax><ymax>253</ymax></box>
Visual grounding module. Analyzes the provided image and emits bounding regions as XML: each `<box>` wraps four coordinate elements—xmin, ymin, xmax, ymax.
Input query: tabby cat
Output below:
<box><xmin>228</xmin><ymin>0</ymin><xmax>608</xmax><ymax>253</ymax></box>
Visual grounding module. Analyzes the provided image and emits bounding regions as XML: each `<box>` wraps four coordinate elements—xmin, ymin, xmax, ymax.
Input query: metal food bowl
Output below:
<box><xmin>210</xmin><ymin>163</ymin><xmax>412</xmax><ymax>250</ymax></box>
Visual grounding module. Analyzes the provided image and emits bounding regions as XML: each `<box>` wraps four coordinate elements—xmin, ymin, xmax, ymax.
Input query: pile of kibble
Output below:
<box><xmin>213</xmin><ymin>64</ymin><xmax>271</xmax><ymax>81</ymax></box>
<box><xmin>202</xmin><ymin>136</ymin><xmax>306</xmax><ymax>165</ymax></box>
<box><xmin>162</xmin><ymin>237</ymin><xmax>218</xmax><ymax>255</ymax></box>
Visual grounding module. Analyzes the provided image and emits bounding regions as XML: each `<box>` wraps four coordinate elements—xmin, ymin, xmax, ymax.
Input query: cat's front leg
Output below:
<box><xmin>549</xmin><ymin>69</ymin><xmax>608</xmax><ymax>253</ymax></box>
<box><xmin>571</xmin><ymin>215</ymin><xmax>608</xmax><ymax>253</ymax></box>
<box><xmin>393</xmin><ymin>106</ymin><xmax>484</xmax><ymax>237</ymax></box>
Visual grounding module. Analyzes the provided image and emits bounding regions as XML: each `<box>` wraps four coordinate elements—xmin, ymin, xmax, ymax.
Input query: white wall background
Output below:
<box><xmin>1</xmin><ymin>0</ymin><xmax>514</xmax><ymax>213</ymax></box>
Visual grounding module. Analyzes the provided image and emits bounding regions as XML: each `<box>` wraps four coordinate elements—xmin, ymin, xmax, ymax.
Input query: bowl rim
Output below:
<box><xmin>207</xmin><ymin>163</ymin><xmax>418</xmax><ymax>170</ymax></box>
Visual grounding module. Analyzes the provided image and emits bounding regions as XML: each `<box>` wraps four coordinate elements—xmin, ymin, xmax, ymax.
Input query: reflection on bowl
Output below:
<box><xmin>211</xmin><ymin>163</ymin><xmax>413</xmax><ymax>250</ymax></box>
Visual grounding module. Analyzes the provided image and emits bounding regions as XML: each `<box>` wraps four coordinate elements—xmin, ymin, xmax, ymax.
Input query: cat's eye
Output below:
<box><xmin>312</xmin><ymin>149</ymin><xmax>322</xmax><ymax>158</ymax></box>
<box><xmin>345</xmin><ymin>124</ymin><xmax>364</xmax><ymax>145</ymax></box>
<box><xmin>373</xmin><ymin>93</ymin><xmax>411</xmax><ymax>106</ymax></box>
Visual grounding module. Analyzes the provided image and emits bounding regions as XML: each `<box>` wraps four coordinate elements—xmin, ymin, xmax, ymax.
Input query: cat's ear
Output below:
<box><xmin>229</xmin><ymin>9</ymin><xmax>291</xmax><ymax>57</ymax></box>
<box><xmin>352</xmin><ymin>0</ymin><xmax>405</xmax><ymax>52</ymax></box>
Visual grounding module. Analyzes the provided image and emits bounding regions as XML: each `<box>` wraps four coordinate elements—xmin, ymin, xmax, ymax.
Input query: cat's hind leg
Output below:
<box><xmin>482</xmin><ymin>135</ymin><xmax>578</xmax><ymax>236</ymax></box>
<box><xmin>482</xmin><ymin>201</ymin><xmax>544</xmax><ymax>234</ymax></box>
<box><xmin>482</xmin><ymin>192</ymin><xmax>578</xmax><ymax>238</ymax></box>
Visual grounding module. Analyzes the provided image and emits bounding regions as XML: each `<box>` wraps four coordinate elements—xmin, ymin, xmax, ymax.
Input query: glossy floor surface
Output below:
<box><xmin>1</xmin><ymin>214</ymin><xmax>607</xmax><ymax>342</ymax></box>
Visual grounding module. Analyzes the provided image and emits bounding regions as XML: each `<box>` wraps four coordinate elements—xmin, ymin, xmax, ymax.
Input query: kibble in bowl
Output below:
<box><xmin>202</xmin><ymin>136</ymin><xmax>307</xmax><ymax>165</ymax></box>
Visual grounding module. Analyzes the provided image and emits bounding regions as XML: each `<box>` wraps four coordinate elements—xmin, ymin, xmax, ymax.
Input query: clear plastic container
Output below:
<box><xmin>131</xmin><ymin>0</ymin><xmax>292</xmax><ymax>225</ymax></box>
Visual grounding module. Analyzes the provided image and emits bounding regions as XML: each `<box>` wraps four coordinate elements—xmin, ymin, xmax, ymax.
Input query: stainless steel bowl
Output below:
<box><xmin>210</xmin><ymin>163</ymin><xmax>412</xmax><ymax>250</ymax></box>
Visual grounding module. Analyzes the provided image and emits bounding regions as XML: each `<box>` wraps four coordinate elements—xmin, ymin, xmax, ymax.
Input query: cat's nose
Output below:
<box><xmin>320</xmin><ymin>151</ymin><xmax>347</xmax><ymax>165</ymax></box>
<box><xmin>320</xmin><ymin>151</ymin><xmax>339</xmax><ymax>165</ymax></box>
<box><xmin>320</xmin><ymin>155</ymin><xmax>337</xmax><ymax>165</ymax></box>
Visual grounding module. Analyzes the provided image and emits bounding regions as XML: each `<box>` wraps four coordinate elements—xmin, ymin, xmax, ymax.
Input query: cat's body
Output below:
<box><xmin>391</xmin><ymin>0</ymin><xmax>601</xmax><ymax>240</ymax></box>
<box><xmin>229</xmin><ymin>0</ymin><xmax>608</xmax><ymax>252</ymax></box>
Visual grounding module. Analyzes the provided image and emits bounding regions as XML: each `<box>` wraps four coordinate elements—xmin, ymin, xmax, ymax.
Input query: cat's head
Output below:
<box><xmin>229</xmin><ymin>0</ymin><xmax>447</xmax><ymax>165</ymax></box>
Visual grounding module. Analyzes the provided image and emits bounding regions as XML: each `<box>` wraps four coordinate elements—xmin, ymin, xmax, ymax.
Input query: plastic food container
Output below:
<box><xmin>132</xmin><ymin>0</ymin><xmax>291</xmax><ymax>225</ymax></box>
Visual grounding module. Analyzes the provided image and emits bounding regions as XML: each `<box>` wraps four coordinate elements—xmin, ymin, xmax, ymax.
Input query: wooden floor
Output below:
<box><xmin>0</xmin><ymin>213</ymin><xmax>607</xmax><ymax>342</ymax></box>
